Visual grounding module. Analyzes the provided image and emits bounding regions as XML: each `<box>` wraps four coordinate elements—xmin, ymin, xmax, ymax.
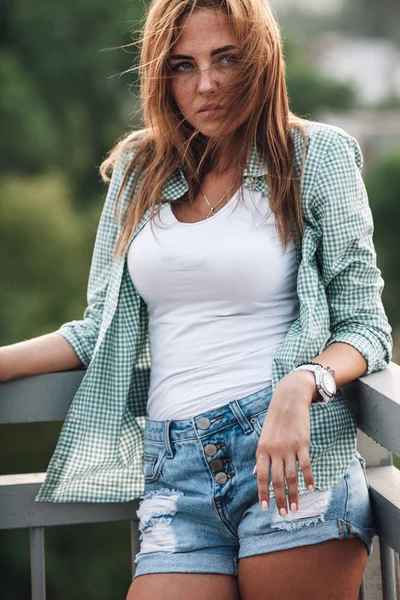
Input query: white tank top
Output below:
<box><xmin>127</xmin><ymin>187</ymin><xmax>300</xmax><ymax>420</ymax></box>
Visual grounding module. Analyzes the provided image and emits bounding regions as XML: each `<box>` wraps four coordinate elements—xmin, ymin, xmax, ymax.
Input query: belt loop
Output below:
<box><xmin>229</xmin><ymin>400</ymin><xmax>253</xmax><ymax>434</ymax></box>
<box><xmin>164</xmin><ymin>420</ymin><xmax>174</xmax><ymax>457</ymax></box>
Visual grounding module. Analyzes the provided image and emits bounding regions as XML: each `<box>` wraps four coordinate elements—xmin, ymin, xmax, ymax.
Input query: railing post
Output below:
<box><xmin>30</xmin><ymin>527</ymin><xmax>46</xmax><ymax>600</ymax></box>
<box><xmin>379</xmin><ymin>538</ymin><xmax>397</xmax><ymax>600</ymax></box>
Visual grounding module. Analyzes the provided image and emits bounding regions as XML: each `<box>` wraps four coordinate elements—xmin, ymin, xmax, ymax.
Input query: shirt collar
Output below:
<box><xmin>161</xmin><ymin>146</ymin><xmax>268</xmax><ymax>200</ymax></box>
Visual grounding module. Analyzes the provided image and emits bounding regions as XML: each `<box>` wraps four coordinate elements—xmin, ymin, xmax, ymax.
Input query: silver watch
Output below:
<box><xmin>292</xmin><ymin>364</ymin><xmax>336</xmax><ymax>403</ymax></box>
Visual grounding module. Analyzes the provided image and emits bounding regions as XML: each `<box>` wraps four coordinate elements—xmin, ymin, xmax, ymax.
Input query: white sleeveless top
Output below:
<box><xmin>127</xmin><ymin>187</ymin><xmax>300</xmax><ymax>420</ymax></box>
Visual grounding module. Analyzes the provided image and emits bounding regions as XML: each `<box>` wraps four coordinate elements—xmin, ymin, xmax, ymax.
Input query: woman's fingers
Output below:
<box><xmin>271</xmin><ymin>457</ymin><xmax>288</xmax><ymax>515</ymax></box>
<box><xmin>255</xmin><ymin>452</ymin><xmax>314</xmax><ymax>515</ymax></box>
<box><xmin>255</xmin><ymin>452</ymin><xmax>270</xmax><ymax>511</ymax></box>
<box><xmin>284</xmin><ymin>455</ymin><xmax>298</xmax><ymax>513</ymax></box>
<box><xmin>298</xmin><ymin>446</ymin><xmax>315</xmax><ymax>492</ymax></box>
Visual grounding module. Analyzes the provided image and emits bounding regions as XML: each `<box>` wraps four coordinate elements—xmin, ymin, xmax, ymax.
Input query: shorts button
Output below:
<box><xmin>209</xmin><ymin>459</ymin><xmax>223</xmax><ymax>471</ymax></box>
<box><xmin>216</xmin><ymin>472</ymin><xmax>228</xmax><ymax>484</ymax></box>
<box><xmin>250</xmin><ymin>417</ymin><xmax>257</xmax><ymax>424</ymax></box>
<box><xmin>204</xmin><ymin>444</ymin><xmax>217</xmax><ymax>456</ymax></box>
<box><xmin>197</xmin><ymin>417</ymin><xmax>211</xmax><ymax>430</ymax></box>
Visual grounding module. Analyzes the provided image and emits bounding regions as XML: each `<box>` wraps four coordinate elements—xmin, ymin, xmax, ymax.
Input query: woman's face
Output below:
<box><xmin>168</xmin><ymin>9</ymin><xmax>240</xmax><ymax>137</ymax></box>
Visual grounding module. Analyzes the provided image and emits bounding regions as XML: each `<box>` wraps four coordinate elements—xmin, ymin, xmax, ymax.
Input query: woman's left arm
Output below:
<box><xmin>313</xmin><ymin>132</ymin><xmax>392</xmax><ymax>374</ymax></box>
<box><xmin>255</xmin><ymin>131</ymin><xmax>393</xmax><ymax>517</ymax></box>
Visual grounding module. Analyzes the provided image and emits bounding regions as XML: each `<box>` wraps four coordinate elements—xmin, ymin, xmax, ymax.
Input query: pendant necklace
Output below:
<box><xmin>201</xmin><ymin>184</ymin><xmax>235</xmax><ymax>218</ymax></box>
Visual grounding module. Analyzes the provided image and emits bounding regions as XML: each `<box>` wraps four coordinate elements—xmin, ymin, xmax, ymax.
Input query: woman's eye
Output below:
<box><xmin>172</xmin><ymin>61</ymin><xmax>193</xmax><ymax>72</ymax></box>
<box><xmin>170</xmin><ymin>55</ymin><xmax>238</xmax><ymax>73</ymax></box>
<box><xmin>220</xmin><ymin>54</ymin><xmax>238</xmax><ymax>64</ymax></box>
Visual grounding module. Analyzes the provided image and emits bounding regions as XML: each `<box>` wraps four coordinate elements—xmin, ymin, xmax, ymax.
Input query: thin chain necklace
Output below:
<box><xmin>201</xmin><ymin>184</ymin><xmax>235</xmax><ymax>219</ymax></box>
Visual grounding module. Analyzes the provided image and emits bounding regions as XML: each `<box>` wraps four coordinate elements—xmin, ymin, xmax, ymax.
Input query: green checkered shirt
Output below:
<box><xmin>35</xmin><ymin>121</ymin><xmax>392</xmax><ymax>503</ymax></box>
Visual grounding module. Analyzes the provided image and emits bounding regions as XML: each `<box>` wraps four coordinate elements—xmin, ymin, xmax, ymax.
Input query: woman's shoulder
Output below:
<box><xmin>114</xmin><ymin>128</ymin><xmax>151</xmax><ymax>164</ymax></box>
<box><xmin>290</xmin><ymin>119</ymin><xmax>363</xmax><ymax>175</ymax></box>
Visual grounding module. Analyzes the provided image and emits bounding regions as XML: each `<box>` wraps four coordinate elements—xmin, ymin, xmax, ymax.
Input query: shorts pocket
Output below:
<box><xmin>141</xmin><ymin>437</ymin><xmax>167</xmax><ymax>483</ymax></box>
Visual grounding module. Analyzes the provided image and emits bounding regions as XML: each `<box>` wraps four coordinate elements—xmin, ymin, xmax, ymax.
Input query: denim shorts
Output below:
<box><xmin>133</xmin><ymin>385</ymin><xmax>375</xmax><ymax>579</ymax></box>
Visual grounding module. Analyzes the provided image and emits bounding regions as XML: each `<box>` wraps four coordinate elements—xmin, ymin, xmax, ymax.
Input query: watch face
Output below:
<box><xmin>322</xmin><ymin>371</ymin><xmax>336</xmax><ymax>396</ymax></box>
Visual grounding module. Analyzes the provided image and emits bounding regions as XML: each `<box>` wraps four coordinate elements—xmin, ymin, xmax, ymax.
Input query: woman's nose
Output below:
<box><xmin>197</xmin><ymin>65</ymin><xmax>219</xmax><ymax>94</ymax></box>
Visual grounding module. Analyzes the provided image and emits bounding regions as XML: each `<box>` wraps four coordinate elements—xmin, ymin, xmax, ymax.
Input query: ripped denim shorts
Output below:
<box><xmin>133</xmin><ymin>384</ymin><xmax>375</xmax><ymax>579</ymax></box>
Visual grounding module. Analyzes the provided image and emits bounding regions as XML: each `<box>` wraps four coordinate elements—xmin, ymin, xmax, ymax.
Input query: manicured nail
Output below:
<box><xmin>261</xmin><ymin>500</ymin><xmax>268</xmax><ymax>511</ymax></box>
<box><xmin>290</xmin><ymin>502</ymin><xmax>297</xmax><ymax>513</ymax></box>
<box><xmin>279</xmin><ymin>508</ymin><xmax>287</xmax><ymax>517</ymax></box>
<box><xmin>307</xmin><ymin>484</ymin><xmax>314</xmax><ymax>492</ymax></box>
<box><xmin>252</xmin><ymin>465</ymin><xmax>257</xmax><ymax>475</ymax></box>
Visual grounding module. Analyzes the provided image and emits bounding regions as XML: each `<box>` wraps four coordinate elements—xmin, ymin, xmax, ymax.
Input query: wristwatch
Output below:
<box><xmin>292</xmin><ymin>363</ymin><xmax>336</xmax><ymax>403</ymax></box>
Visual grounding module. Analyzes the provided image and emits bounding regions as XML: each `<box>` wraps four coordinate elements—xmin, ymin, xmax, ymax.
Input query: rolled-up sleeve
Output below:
<box><xmin>55</xmin><ymin>153</ymin><xmax>132</xmax><ymax>367</ymax></box>
<box><xmin>313</xmin><ymin>132</ymin><xmax>393</xmax><ymax>374</ymax></box>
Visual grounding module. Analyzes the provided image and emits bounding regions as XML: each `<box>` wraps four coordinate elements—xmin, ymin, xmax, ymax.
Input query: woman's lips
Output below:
<box><xmin>197</xmin><ymin>106</ymin><xmax>224</xmax><ymax>118</ymax></box>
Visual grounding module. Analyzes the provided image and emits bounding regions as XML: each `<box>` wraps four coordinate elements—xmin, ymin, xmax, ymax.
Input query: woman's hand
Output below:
<box><xmin>254</xmin><ymin>370</ymin><xmax>318</xmax><ymax>516</ymax></box>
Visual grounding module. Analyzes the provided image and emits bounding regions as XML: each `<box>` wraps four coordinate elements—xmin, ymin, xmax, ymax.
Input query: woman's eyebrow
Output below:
<box><xmin>169</xmin><ymin>44</ymin><xmax>238</xmax><ymax>60</ymax></box>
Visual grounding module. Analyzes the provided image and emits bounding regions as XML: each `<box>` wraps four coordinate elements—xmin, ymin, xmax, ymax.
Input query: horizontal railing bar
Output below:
<box><xmin>1</xmin><ymin>468</ymin><xmax>400</xmax><ymax>548</ymax></box>
<box><xmin>0</xmin><ymin>474</ymin><xmax>140</xmax><ymax>530</ymax></box>
<box><xmin>344</xmin><ymin>362</ymin><xmax>400</xmax><ymax>456</ymax></box>
<box><xmin>0</xmin><ymin>370</ymin><xmax>84</xmax><ymax>424</ymax></box>
<box><xmin>367</xmin><ymin>466</ymin><xmax>400</xmax><ymax>555</ymax></box>
<box><xmin>1</xmin><ymin>363</ymin><xmax>399</xmax><ymax>437</ymax></box>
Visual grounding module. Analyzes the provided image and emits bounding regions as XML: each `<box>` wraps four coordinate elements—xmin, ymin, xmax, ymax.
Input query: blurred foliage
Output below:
<box><xmin>339</xmin><ymin>0</ymin><xmax>400</xmax><ymax>43</ymax></box>
<box><xmin>0</xmin><ymin>1</ymin><xmax>399</xmax><ymax>598</ymax></box>
<box><xmin>365</xmin><ymin>147</ymin><xmax>400</xmax><ymax>334</ymax></box>
<box><xmin>284</xmin><ymin>37</ymin><xmax>357</xmax><ymax>116</ymax></box>
<box><xmin>1</xmin><ymin>0</ymin><xmax>144</xmax><ymax>200</ymax></box>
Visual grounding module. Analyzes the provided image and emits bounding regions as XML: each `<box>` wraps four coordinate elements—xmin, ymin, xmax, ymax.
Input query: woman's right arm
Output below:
<box><xmin>0</xmin><ymin>150</ymin><xmax>134</xmax><ymax>382</ymax></box>
<box><xmin>0</xmin><ymin>333</ymin><xmax>83</xmax><ymax>382</ymax></box>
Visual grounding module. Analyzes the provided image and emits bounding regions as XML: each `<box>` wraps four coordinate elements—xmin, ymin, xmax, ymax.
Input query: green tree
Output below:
<box><xmin>2</xmin><ymin>0</ymin><xmax>144</xmax><ymax>202</ymax></box>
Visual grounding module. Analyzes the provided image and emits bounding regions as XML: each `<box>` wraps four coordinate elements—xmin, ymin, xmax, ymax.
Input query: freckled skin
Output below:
<box><xmin>169</xmin><ymin>9</ymin><xmax>240</xmax><ymax>139</ymax></box>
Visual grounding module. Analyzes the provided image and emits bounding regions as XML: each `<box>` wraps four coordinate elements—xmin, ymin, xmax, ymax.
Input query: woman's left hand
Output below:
<box><xmin>254</xmin><ymin>370</ymin><xmax>317</xmax><ymax>516</ymax></box>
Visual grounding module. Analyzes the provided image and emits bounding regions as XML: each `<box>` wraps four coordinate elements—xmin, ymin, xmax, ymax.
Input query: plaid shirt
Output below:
<box><xmin>35</xmin><ymin>121</ymin><xmax>392</xmax><ymax>503</ymax></box>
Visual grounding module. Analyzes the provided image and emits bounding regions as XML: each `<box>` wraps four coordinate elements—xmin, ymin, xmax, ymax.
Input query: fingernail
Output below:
<box><xmin>261</xmin><ymin>500</ymin><xmax>268</xmax><ymax>511</ymax></box>
<box><xmin>307</xmin><ymin>484</ymin><xmax>314</xmax><ymax>492</ymax></box>
<box><xmin>252</xmin><ymin>465</ymin><xmax>257</xmax><ymax>475</ymax></box>
<box><xmin>290</xmin><ymin>502</ymin><xmax>297</xmax><ymax>512</ymax></box>
<box><xmin>279</xmin><ymin>508</ymin><xmax>287</xmax><ymax>517</ymax></box>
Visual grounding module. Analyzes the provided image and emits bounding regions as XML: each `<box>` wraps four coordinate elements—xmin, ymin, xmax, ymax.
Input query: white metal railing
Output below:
<box><xmin>1</xmin><ymin>363</ymin><xmax>400</xmax><ymax>599</ymax></box>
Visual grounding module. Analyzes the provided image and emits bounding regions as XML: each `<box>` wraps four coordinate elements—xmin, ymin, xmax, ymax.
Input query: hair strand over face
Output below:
<box><xmin>100</xmin><ymin>0</ymin><xmax>310</xmax><ymax>260</ymax></box>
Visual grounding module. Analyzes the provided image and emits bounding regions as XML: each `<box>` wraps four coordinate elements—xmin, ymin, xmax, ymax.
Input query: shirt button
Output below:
<box><xmin>204</xmin><ymin>444</ymin><xmax>217</xmax><ymax>456</ymax></box>
<box><xmin>216</xmin><ymin>472</ymin><xmax>228</xmax><ymax>484</ymax></box>
<box><xmin>197</xmin><ymin>417</ymin><xmax>211</xmax><ymax>430</ymax></box>
<box><xmin>246</xmin><ymin>176</ymin><xmax>256</xmax><ymax>189</ymax></box>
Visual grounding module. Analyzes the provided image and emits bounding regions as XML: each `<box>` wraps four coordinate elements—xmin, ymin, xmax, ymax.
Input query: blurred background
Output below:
<box><xmin>1</xmin><ymin>0</ymin><xmax>399</xmax><ymax>597</ymax></box>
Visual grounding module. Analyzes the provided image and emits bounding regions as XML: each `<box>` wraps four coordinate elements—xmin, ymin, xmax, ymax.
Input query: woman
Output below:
<box><xmin>0</xmin><ymin>0</ymin><xmax>392</xmax><ymax>598</ymax></box>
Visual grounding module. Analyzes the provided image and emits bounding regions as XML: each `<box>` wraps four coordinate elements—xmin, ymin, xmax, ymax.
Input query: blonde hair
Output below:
<box><xmin>100</xmin><ymin>0</ymin><xmax>310</xmax><ymax>260</ymax></box>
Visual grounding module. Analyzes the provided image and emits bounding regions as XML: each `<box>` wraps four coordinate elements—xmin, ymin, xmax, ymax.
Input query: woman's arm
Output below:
<box><xmin>255</xmin><ymin>130</ymin><xmax>393</xmax><ymax>518</ymax></box>
<box><xmin>0</xmin><ymin>333</ymin><xmax>83</xmax><ymax>382</ymax></box>
<box><xmin>1</xmin><ymin>151</ymin><xmax>135</xmax><ymax>382</ymax></box>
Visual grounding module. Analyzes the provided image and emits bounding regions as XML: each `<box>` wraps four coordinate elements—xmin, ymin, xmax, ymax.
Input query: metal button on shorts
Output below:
<box><xmin>209</xmin><ymin>459</ymin><xmax>223</xmax><ymax>471</ymax></box>
<box><xmin>215</xmin><ymin>472</ymin><xmax>228</xmax><ymax>484</ymax></box>
<box><xmin>204</xmin><ymin>444</ymin><xmax>217</xmax><ymax>456</ymax></box>
<box><xmin>196</xmin><ymin>417</ymin><xmax>211</xmax><ymax>430</ymax></box>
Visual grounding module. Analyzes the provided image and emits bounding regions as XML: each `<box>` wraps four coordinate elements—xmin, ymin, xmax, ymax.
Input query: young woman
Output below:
<box><xmin>0</xmin><ymin>0</ymin><xmax>392</xmax><ymax>598</ymax></box>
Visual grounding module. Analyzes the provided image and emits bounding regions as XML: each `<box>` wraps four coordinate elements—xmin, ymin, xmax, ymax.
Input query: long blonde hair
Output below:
<box><xmin>100</xmin><ymin>0</ymin><xmax>310</xmax><ymax>260</ymax></box>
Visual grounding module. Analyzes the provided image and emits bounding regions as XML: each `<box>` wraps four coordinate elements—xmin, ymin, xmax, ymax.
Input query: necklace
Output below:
<box><xmin>201</xmin><ymin>184</ymin><xmax>235</xmax><ymax>219</ymax></box>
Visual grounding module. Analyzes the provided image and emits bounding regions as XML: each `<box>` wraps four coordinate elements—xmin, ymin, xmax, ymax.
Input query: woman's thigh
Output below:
<box><xmin>237</xmin><ymin>537</ymin><xmax>367</xmax><ymax>600</ymax></box>
<box><xmin>126</xmin><ymin>572</ymin><xmax>240</xmax><ymax>600</ymax></box>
